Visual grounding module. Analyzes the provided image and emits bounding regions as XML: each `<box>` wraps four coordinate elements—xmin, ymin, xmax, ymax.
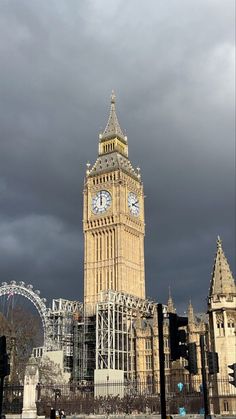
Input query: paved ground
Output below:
<box><xmin>66</xmin><ymin>416</ymin><xmax>235</xmax><ymax>419</ymax></box>
<box><xmin>4</xmin><ymin>415</ymin><xmax>236</xmax><ymax>419</ymax></box>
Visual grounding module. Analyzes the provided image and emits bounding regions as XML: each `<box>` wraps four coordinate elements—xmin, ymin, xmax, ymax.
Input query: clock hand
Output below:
<box><xmin>100</xmin><ymin>192</ymin><xmax>102</xmax><ymax>206</ymax></box>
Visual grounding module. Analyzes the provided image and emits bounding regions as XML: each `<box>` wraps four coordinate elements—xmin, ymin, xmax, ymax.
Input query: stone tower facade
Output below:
<box><xmin>208</xmin><ymin>237</ymin><xmax>236</xmax><ymax>376</ymax></box>
<box><xmin>208</xmin><ymin>237</ymin><xmax>236</xmax><ymax>414</ymax></box>
<box><xmin>83</xmin><ymin>93</ymin><xmax>145</xmax><ymax>313</ymax></box>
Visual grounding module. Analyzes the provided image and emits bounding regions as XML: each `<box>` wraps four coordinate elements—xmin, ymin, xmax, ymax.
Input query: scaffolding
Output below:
<box><xmin>72</xmin><ymin>311</ymin><xmax>84</xmax><ymax>381</ymax></box>
<box><xmin>71</xmin><ymin>309</ymin><xmax>96</xmax><ymax>382</ymax></box>
<box><xmin>83</xmin><ymin>314</ymin><xmax>96</xmax><ymax>381</ymax></box>
<box><xmin>47</xmin><ymin>298</ymin><xmax>83</xmax><ymax>372</ymax></box>
<box><xmin>96</xmin><ymin>290</ymin><xmax>156</xmax><ymax>380</ymax></box>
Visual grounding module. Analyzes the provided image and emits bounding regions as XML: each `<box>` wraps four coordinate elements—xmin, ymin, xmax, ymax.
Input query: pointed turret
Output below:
<box><xmin>167</xmin><ymin>287</ymin><xmax>176</xmax><ymax>314</ymax></box>
<box><xmin>209</xmin><ymin>236</ymin><xmax>236</xmax><ymax>297</ymax></box>
<box><xmin>187</xmin><ymin>300</ymin><xmax>195</xmax><ymax>324</ymax></box>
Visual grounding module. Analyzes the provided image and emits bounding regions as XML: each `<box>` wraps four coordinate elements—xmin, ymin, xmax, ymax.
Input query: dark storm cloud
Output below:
<box><xmin>0</xmin><ymin>0</ymin><xmax>235</xmax><ymax>313</ymax></box>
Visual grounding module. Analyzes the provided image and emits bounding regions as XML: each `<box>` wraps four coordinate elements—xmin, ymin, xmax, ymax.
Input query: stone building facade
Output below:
<box><xmin>80</xmin><ymin>94</ymin><xmax>235</xmax><ymax>414</ymax></box>
<box><xmin>133</xmin><ymin>294</ymin><xmax>208</xmax><ymax>387</ymax></box>
<box><xmin>83</xmin><ymin>92</ymin><xmax>145</xmax><ymax>315</ymax></box>
<box><xmin>131</xmin><ymin>238</ymin><xmax>235</xmax><ymax>414</ymax></box>
<box><xmin>208</xmin><ymin>237</ymin><xmax>236</xmax><ymax>414</ymax></box>
<box><xmin>0</xmin><ymin>94</ymin><xmax>235</xmax><ymax>415</ymax></box>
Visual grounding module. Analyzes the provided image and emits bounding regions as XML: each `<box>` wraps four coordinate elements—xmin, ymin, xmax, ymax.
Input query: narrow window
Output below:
<box><xmin>100</xmin><ymin>235</ymin><xmax>102</xmax><ymax>260</ymax></box>
<box><xmin>223</xmin><ymin>401</ymin><xmax>229</xmax><ymax>412</ymax></box>
<box><xmin>100</xmin><ymin>271</ymin><xmax>102</xmax><ymax>290</ymax></box>
<box><xmin>107</xmin><ymin>234</ymin><xmax>109</xmax><ymax>259</ymax></box>
<box><xmin>96</xmin><ymin>235</ymin><xmax>98</xmax><ymax>261</ymax></box>
<box><xmin>110</xmin><ymin>270</ymin><xmax>113</xmax><ymax>289</ymax></box>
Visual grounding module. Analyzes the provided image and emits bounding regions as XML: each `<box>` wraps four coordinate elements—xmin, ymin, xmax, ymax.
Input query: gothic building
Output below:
<box><xmin>0</xmin><ymin>93</ymin><xmax>235</xmax><ymax>414</ymax></box>
<box><xmin>83</xmin><ymin>91</ymin><xmax>145</xmax><ymax>315</ymax></box>
<box><xmin>82</xmin><ymin>92</ymin><xmax>147</xmax><ymax>381</ymax></box>
<box><xmin>73</xmin><ymin>93</ymin><xmax>236</xmax><ymax>414</ymax></box>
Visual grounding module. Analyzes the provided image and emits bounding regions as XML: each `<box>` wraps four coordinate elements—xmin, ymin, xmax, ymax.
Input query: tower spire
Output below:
<box><xmin>100</xmin><ymin>91</ymin><xmax>126</xmax><ymax>143</ymax></box>
<box><xmin>209</xmin><ymin>236</ymin><xmax>235</xmax><ymax>297</ymax></box>
<box><xmin>167</xmin><ymin>286</ymin><xmax>176</xmax><ymax>313</ymax></box>
<box><xmin>188</xmin><ymin>300</ymin><xmax>194</xmax><ymax>324</ymax></box>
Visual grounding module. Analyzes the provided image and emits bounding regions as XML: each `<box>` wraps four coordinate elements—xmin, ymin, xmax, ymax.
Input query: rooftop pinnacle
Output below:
<box><xmin>167</xmin><ymin>287</ymin><xmax>176</xmax><ymax>313</ymax></box>
<box><xmin>188</xmin><ymin>300</ymin><xmax>194</xmax><ymax>324</ymax></box>
<box><xmin>100</xmin><ymin>91</ymin><xmax>126</xmax><ymax>143</ymax></box>
<box><xmin>209</xmin><ymin>237</ymin><xmax>236</xmax><ymax>296</ymax></box>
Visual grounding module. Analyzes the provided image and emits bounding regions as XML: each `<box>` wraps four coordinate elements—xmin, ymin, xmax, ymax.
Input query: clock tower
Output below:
<box><xmin>83</xmin><ymin>93</ymin><xmax>146</xmax><ymax>313</ymax></box>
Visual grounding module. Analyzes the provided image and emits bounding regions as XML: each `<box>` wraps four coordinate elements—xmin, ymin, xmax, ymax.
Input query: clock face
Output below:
<box><xmin>92</xmin><ymin>190</ymin><xmax>112</xmax><ymax>214</ymax></box>
<box><xmin>128</xmin><ymin>192</ymin><xmax>140</xmax><ymax>216</ymax></box>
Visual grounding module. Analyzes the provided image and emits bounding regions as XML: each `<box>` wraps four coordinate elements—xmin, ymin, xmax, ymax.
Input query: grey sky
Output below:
<box><xmin>0</xmin><ymin>0</ymin><xmax>235</xmax><ymax>313</ymax></box>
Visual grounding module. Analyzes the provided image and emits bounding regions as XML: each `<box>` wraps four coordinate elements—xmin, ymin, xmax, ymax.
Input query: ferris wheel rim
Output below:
<box><xmin>0</xmin><ymin>281</ymin><xmax>49</xmax><ymax>346</ymax></box>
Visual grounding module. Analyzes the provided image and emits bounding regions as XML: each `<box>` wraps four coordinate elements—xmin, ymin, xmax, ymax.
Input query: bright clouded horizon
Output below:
<box><xmin>0</xmin><ymin>0</ymin><xmax>235</xmax><ymax>314</ymax></box>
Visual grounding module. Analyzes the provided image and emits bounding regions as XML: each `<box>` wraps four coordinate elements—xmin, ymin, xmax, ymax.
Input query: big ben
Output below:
<box><xmin>83</xmin><ymin>92</ymin><xmax>146</xmax><ymax>313</ymax></box>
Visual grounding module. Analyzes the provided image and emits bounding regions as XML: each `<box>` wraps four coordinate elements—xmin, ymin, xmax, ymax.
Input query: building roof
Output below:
<box><xmin>209</xmin><ymin>236</ymin><xmax>236</xmax><ymax>296</ymax></box>
<box><xmin>87</xmin><ymin>92</ymin><xmax>141</xmax><ymax>181</ymax></box>
<box><xmin>89</xmin><ymin>151</ymin><xmax>140</xmax><ymax>180</ymax></box>
<box><xmin>100</xmin><ymin>91</ymin><xmax>126</xmax><ymax>143</ymax></box>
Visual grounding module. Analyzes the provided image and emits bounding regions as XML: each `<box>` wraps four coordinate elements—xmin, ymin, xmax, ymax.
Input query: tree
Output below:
<box><xmin>0</xmin><ymin>305</ymin><xmax>43</xmax><ymax>383</ymax></box>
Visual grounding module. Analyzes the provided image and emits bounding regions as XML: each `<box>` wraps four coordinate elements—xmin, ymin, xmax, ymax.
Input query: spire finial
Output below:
<box><xmin>217</xmin><ymin>235</ymin><xmax>222</xmax><ymax>249</ymax></box>
<box><xmin>111</xmin><ymin>90</ymin><xmax>116</xmax><ymax>104</ymax></box>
